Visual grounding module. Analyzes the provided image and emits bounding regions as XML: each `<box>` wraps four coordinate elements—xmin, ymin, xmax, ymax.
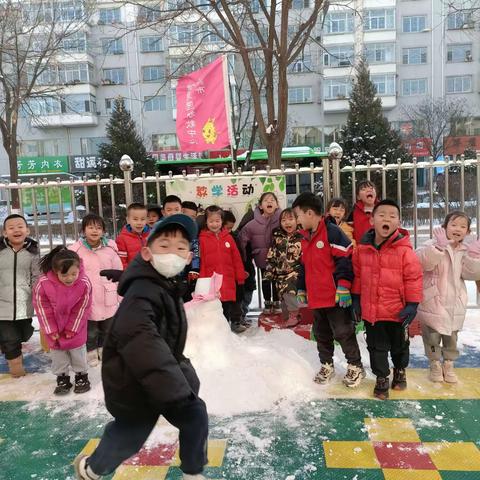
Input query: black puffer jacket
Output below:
<box><xmin>101</xmin><ymin>255</ymin><xmax>200</xmax><ymax>420</ymax></box>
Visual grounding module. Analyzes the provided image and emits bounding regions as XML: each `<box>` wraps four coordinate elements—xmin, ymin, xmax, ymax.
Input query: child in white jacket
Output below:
<box><xmin>416</xmin><ymin>211</ymin><xmax>480</xmax><ymax>383</ymax></box>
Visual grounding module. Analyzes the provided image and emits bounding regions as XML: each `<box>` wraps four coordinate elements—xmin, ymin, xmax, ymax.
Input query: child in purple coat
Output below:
<box><xmin>33</xmin><ymin>246</ymin><xmax>92</xmax><ymax>395</ymax></box>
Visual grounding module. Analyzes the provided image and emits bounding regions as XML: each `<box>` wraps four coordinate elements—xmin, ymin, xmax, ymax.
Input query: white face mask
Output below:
<box><xmin>151</xmin><ymin>253</ymin><xmax>188</xmax><ymax>278</ymax></box>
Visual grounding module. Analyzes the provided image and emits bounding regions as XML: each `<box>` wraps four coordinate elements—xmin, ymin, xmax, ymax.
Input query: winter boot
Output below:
<box><xmin>183</xmin><ymin>474</ymin><xmax>206</xmax><ymax>480</ymax></box>
<box><xmin>54</xmin><ymin>374</ymin><xmax>73</xmax><ymax>395</ymax></box>
<box><xmin>87</xmin><ymin>349</ymin><xmax>99</xmax><ymax>367</ymax></box>
<box><xmin>391</xmin><ymin>368</ymin><xmax>407</xmax><ymax>390</ymax></box>
<box><xmin>343</xmin><ymin>364</ymin><xmax>366</xmax><ymax>388</ymax></box>
<box><xmin>7</xmin><ymin>355</ymin><xmax>26</xmax><ymax>378</ymax></box>
<box><xmin>262</xmin><ymin>301</ymin><xmax>273</xmax><ymax>315</ymax></box>
<box><xmin>443</xmin><ymin>360</ymin><xmax>458</xmax><ymax>384</ymax></box>
<box><xmin>429</xmin><ymin>360</ymin><xmax>443</xmax><ymax>382</ymax></box>
<box><xmin>272</xmin><ymin>301</ymin><xmax>283</xmax><ymax>315</ymax></box>
<box><xmin>314</xmin><ymin>363</ymin><xmax>335</xmax><ymax>385</ymax></box>
<box><xmin>231</xmin><ymin>322</ymin><xmax>247</xmax><ymax>334</ymax></box>
<box><xmin>285</xmin><ymin>311</ymin><xmax>300</xmax><ymax>328</ymax></box>
<box><xmin>74</xmin><ymin>455</ymin><xmax>102</xmax><ymax>479</ymax></box>
<box><xmin>373</xmin><ymin>376</ymin><xmax>390</xmax><ymax>400</ymax></box>
<box><xmin>74</xmin><ymin>373</ymin><xmax>91</xmax><ymax>394</ymax></box>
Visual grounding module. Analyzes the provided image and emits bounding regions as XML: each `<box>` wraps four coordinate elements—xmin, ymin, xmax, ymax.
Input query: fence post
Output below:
<box><xmin>120</xmin><ymin>154</ymin><xmax>134</xmax><ymax>206</ymax></box>
<box><xmin>328</xmin><ymin>142</ymin><xmax>343</xmax><ymax>200</ymax></box>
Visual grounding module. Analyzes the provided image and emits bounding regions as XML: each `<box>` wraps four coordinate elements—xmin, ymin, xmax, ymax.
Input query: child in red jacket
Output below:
<box><xmin>199</xmin><ymin>205</ymin><xmax>246</xmax><ymax>333</ymax></box>
<box><xmin>116</xmin><ymin>203</ymin><xmax>150</xmax><ymax>268</ymax></box>
<box><xmin>352</xmin><ymin>199</ymin><xmax>423</xmax><ymax>399</ymax></box>
<box><xmin>348</xmin><ymin>180</ymin><xmax>378</xmax><ymax>244</ymax></box>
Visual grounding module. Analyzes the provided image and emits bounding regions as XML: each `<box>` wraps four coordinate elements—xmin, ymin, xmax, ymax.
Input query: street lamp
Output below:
<box><xmin>328</xmin><ymin>142</ymin><xmax>343</xmax><ymax>197</ymax></box>
<box><xmin>120</xmin><ymin>154</ymin><xmax>134</xmax><ymax>205</ymax></box>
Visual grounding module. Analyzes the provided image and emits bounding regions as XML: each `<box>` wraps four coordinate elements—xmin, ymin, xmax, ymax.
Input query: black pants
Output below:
<box><xmin>222</xmin><ymin>301</ymin><xmax>242</xmax><ymax>325</ymax></box>
<box><xmin>86</xmin><ymin>319</ymin><xmax>113</xmax><ymax>352</ymax></box>
<box><xmin>313</xmin><ymin>307</ymin><xmax>362</xmax><ymax>367</ymax></box>
<box><xmin>88</xmin><ymin>397</ymin><xmax>209</xmax><ymax>476</ymax></box>
<box><xmin>0</xmin><ymin>319</ymin><xmax>34</xmax><ymax>360</ymax></box>
<box><xmin>260</xmin><ymin>269</ymin><xmax>278</xmax><ymax>303</ymax></box>
<box><xmin>364</xmin><ymin>321</ymin><xmax>410</xmax><ymax>378</ymax></box>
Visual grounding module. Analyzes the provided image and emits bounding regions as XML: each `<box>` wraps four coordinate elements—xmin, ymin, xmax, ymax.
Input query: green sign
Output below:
<box><xmin>21</xmin><ymin>186</ymin><xmax>72</xmax><ymax>214</ymax></box>
<box><xmin>17</xmin><ymin>156</ymin><xmax>69</xmax><ymax>175</ymax></box>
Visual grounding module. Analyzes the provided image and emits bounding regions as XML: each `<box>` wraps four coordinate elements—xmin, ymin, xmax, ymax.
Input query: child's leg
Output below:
<box><xmin>312</xmin><ymin>309</ymin><xmax>335</xmax><ymax>364</ymax></box>
<box><xmin>86</xmin><ymin>415</ymin><xmax>159</xmax><ymax>476</ymax></box>
<box><xmin>327</xmin><ymin>307</ymin><xmax>362</xmax><ymax>367</ymax></box>
<box><xmin>221</xmin><ymin>301</ymin><xmax>231</xmax><ymax>323</ymax></box>
<box><xmin>271</xmin><ymin>281</ymin><xmax>279</xmax><ymax>303</ymax></box>
<box><xmin>421</xmin><ymin>323</ymin><xmax>442</xmax><ymax>361</ymax></box>
<box><xmin>50</xmin><ymin>349</ymin><xmax>71</xmax><ymax>376</ymax></box>
<box><xmin>241</xmin><ymin>289</ymin><xmax>254</xmax><ymax>318</ymax></box>
<box><xmin>163</xmin><ymin>397</ymin><xmax>209</xmax><ymax>475</ymax></box>
<box><xmin>0</xmin><ymin>320</ymin><xmax>28</xmax><ymax>361</ymax></box>
<box><xmin>440</xmin><ymin>331</ymin><xmax>459</xmax><ymax>361</ymax></box>
<box><xmin>260</xmin><ymin>269</ymin><xmax>272</xmax><ymax>304</ymax></box>
<box><xmin>364</xmin><ymin>321</ymin><xmax>391</xmax><ymax>378</ymax></box>
<box><xmin>389</xmin><ymin>323</ymin><xmax>410</xmax><ymax>370</ymax></box>
<box><xmin>98</xmin><ymin>318</ymin><xmax>113</xmax><ymax>348</ymax></box>
<box><xmin>283</xmin><ymin>293</ymin><xmax>299</xmax><ymax>312</ymax></box>
<box><xmin>69</xmin><ymin>345</ymin><xmax>88</xmax><ymax>374</ymax></box>
<box><xmin>86</xmin><ymin>321</ymin><xmax>99</xmax><ymax>352</ymax></box>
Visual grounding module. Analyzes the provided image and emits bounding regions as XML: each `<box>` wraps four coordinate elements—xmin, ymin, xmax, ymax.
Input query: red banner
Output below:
<box><xmin>176</xmin><ymin>56</ymin><xmax>232</xmax><ymax>152</ymax></box>
<box><xmin>403</xmin><ymin>138</ymin><xmax>431</xmax><ymax>157</ymax></box>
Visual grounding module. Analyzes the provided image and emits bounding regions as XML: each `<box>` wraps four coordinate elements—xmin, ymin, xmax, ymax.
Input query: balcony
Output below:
<box><xmin>31</xmin><ymin>113</ymin><xmax>98</xmax><ymax>128</ymax></box>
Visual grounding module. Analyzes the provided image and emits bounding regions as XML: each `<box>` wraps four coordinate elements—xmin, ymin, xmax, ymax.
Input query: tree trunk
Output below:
<box><xmin>8</xmin><ymin>148</ymin><xmax>20</xmax><ymax>209</ymax></box>
<box><xmin>267</xmin><ymin>138</ymin><xmax>282</xmax><ymax>169</ymax></box>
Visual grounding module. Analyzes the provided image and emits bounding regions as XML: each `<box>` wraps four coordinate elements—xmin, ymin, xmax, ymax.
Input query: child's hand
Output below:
<box><xmin>399</xmin><ymin>303</ymin><xmax>418</xmax><ymax>328</ymax></box>
<box><xmin>351</xmin><ymin>294</ymin><xmax>361</xmax><ymax>323</ymax></box>
<box><xmin>244</xmin><ymin>271</ymin><xmax>249</xmax><ymax>278</ymax></box>
<box><xmin>335</xmin><ymin>286</ymin><xmax>352</xmax><ymax>308</ymax></box>
<box><xmin>433</xmin><ymin>226</ymin><xmax>451</xmax><ymax>248</ymax></box>
<box><xmin>467</xmin><ymin>240</ymin><xmax>480</xmax><ymax>259</ymax></box>
<box><xmin>64</xmin><ymin>330</ymin><xmax>75</xmax><ymax>339</ymax></box>
<box><xmin>50</xmin><ymin>333</ymin><xmax>60</xmax><ymax>341</ymax></box>
<box><xmin>188</xmin><ymin>271</ymin><xmax>199</xmax><ymax>283</ymax></box>
<box><xmin>296</xmin><ymin>290</ymin><xmax>307</xmax><ymax>305</ymax></box>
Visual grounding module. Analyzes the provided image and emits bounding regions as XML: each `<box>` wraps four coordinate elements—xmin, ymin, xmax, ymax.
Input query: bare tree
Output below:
<box><xmin>126</xmin><ymin>0</ymin><xmax>326</xmax><ymax>168</ymax></box>
<box><xmin>402</xmin><ymin>97</ymin><xmax>470</xmax><ymax>160</ymax></box>
<box><xmin>0</xmin><ymin>0</ymin><xmax>93</xmax><ymax>204</ymax></box>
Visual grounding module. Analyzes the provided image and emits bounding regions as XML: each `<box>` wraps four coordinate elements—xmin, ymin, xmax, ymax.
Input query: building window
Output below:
<box><xmin>402</xmin><ymin>78</ymin><xmax>427</xmax><ymax>95</ymax></box>
<box><xmin>28</xmin><ymin>97</ymin><xmax>62</xmax><ymax>116</ymax></box>
<box><xmin>447</xmin><ymin>44</ymin><xmax>473</xmax><ymax>63</ymax></box>
<box><xmin>446</xmin><ymin>75</ymin><xmax>472</xmax><ymax>93</ymax></box>
<box><xmin>99</xmin><ymin>8</ymin><xmax>121</xmax><ymax>24</ymax></box>
<box><xmin>365</xmin><ymin>43</ymin><xmax>395</xmax><ymax>63</ymax></box>
<box><xmin>105</xmin><ymin>97</ymin><xmax>129</xmax><ymax>114</ymax></box>
<box><xmin>142</xmin><ymin>65</ymin><xmax>165</xmax><ymax>82</ymax></box>
<box><xmin>324</xmin><ymin>78</ymin><xmax>352</xmax><ymax>100</ymax></box>
<box><xmin>289</xmin><ymin>55</ymin><xmax>313</xmax><ymax>72</ymax></box>
<box><xmin>55</xmin><ymin>0</ymin><xmax>85</xmax><ymax>22</ymax></box>
<box><xmin>144</xmin><ymin>96</ymin><xmax>167</xmax><ymax>112</ymax></box>
<box><xmin>61</xmin><ymin>32</ymin><xmax>87</xmax><ymax>53</ymax></box>
<box><xmin>204</xmin><ymin>24</ymin><xmax>229</xmax><ymax>44</ymax></box>
<box><xmin>364</xmin><ymin>9</ymin><xmax>395</xmax><ymax>30</ymax></box>
<box><xmin>169</xmin><ymin>25</ymin><xmax>197</xmax><ymax>45</ymax></box>
<box><xmin>288</xmin><ymin>86</ymin><xmax>313</xmax><ymax>104</ymax></box>
<box><xmin>324</xmin><ymin>11</ymin><xmax>354</xmax><ymax>34</ymax></box>
<box><xmin>323</xmin><ymin>45</ymin><xmax>354</xmax><ymax>67</ymax></box>
<box><xmin>292</xmin><ymin>126</ymin><xmax>321</xmax><ymax>146</ymax></box>
<box><xmin>402</xmin><ymin>47</ymin><xmax>427</xmax><ymax>64</ymax></box>
<box><xmin>370</xmin><ymin>74</ymin><xmax>395</xmax><ymax>96</ymax></box>
<box><xmin>137</xmin><ymin>5</ymin><xmax>162</xmax><ymax>22</ymax></box>
<box><xmin>102</xmin><ymin>68</ymin><xmax>125</xmax><ymax>85</ymax></box>
<box><xmin>402</xmin><ymin>15</ymin><xmax>426</xmax><ymax>32</ymax></box>
<box><xmin>152</xmin><ymin>133</ymin><xmax>178</xmax><ymax>150</ymax></box>
<box><xmin>102</xmin><ymin>38</ymin><xmax>124</xmax><ymax>55</ymax></box>
<box><xmin>252</xmin><ymin>57</ymin><xmax>265</xmax><ymax>76</ymax></box>
<box><xmin>62</xmin><ymin>94</ymin><xmax>96</xmax><ymax>114</ymax></box>
<box><xmin>447</xmin><ymin>10</ymin><xmax>474</xmax><ymax>29</ymax></box>
<box><xmin>169</xmin><ymin>58</ymin><xmax>198</xmax><ymax>77</ymax></box>
<box><xmin>292</xmin><ymin>0</ymin><xmax>310</xmax><ymax>8</ymax></box>
<box><xmin>140</xmin><ymin>35</ymin><xmax>163</xmax><ymax>52</ymax></box>
<box><xmin>58</xmin><ymin>63</ymin><xmax>91</xmax><ymax>84</ymax></box>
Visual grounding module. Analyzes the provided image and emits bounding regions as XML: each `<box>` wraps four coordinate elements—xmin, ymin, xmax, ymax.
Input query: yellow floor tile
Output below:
<box><xmin>365</xmin><ymin>418</ymin><xmax>421</xmax><ymax>442</ymax></box>
<box><xmin>423</xmin><ymin>442</ymin><xmax>480</xmax><ymax>470</ymax></box>
<box><xmin>323</xmin><ymin>441</ymin><xmax>380</xmax><ymax>469</ymax></box>
<box><xmin>112</xmin><ymin>465</ymin><xmax>169</xmax><ymax>480</ymax></box>
<box><xmin>171</xmin><ymin>439</ymin><xmax>227</xmax><ymax>467</ymax></box>
<box><xmin>383</xmin><ymin>469</ymin><xmax>442</xmax><ymax>480</ymax></box>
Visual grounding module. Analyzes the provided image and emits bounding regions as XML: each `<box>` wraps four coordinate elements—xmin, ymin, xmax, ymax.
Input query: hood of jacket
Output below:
<box><xmin>253</xmin><ymin>206</ymin><xmax>281</xmax><ymax>226</ymax></box>
<box><xmin>0</xmin><ymin>236</ymin><xmax>39</xmax><ymax>254</ymax></box>
<box><xmin>360</xmin><ymin>228</ymin><xmax>412</xmax><ymax>250</ymax></box>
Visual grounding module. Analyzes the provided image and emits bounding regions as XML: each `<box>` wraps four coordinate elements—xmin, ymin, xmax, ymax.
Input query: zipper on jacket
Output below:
<box><xmin>13</xmin><ymin>251</ymin><xmax>17</xmax><ymax>321</ymax></box>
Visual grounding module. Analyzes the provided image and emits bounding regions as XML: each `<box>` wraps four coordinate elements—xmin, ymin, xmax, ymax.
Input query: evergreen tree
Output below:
<box><xmin>340</xmin><ymin>59</ymin><xmax>411</xmax><ymax>201</ymax></box>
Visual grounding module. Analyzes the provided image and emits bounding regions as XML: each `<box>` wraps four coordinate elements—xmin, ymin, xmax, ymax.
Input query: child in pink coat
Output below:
<box><xmin>33</xmin><ymin>246</ymin><xmax>92</xmax><ymax>395</ymax></box>
<box><xmin>69</xmin><ymin>214</ymin><xmax>122</xmax><ymax>366</ymax></box>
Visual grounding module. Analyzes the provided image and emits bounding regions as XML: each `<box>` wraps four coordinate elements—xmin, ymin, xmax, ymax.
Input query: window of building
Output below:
<box><xmin>324</xmin><ymin>77</ymin><xmax>352</xmax><ymax>99</ymax></box>
<box><xmin>292</xmin><ymin>0</ymin><xmax>310</xmax><ymax>8</ymax></box>
<box><xmin>364</xmin><ymin>9</ymin><xmax>395</xmax><ymax>30</ymax></box>
<box><xmin>58</xmin><ymin>63</ymin><xmax>91</xmax><ymax>84</ymax></box>
<box><xmin>105</xmin><ymin>97</ymin><xmax>129</xmax><ymax>114</ymax></box>
<box><xmin>55</xmin><ymin>0</ymin><xmax>85</xmax><ymax>22</ymax></box>
<box><xmin>402</xmin><ymin>47</ymin><xmax>427</xmax><ymax>64</ymax></box>
<box><xmin>169</xmin><ymin>25</ymin><xmax>197</xmax><ymax>45</ymax></box>
<box><xmin>144</xmin><ymin>96</ymin><xmax>167</xmax><ymax>112</ymax></box>
<box><xmin>99</xmin><ymin>8</ymin><xmax>121</xmax><ymax>24</ymax></box>
<box><xmin>370</xmin><ymin>74</ymin><xmax>395</xmax><ymax>95</ymax></box>
<box><xmin>140</xmin><ymin>36</ymin><xmax>164</xmax><ymax>52</ymax></box>
<box><xmin>288</xmin><ymin>86</ymin><xmax>313</xmax><ymax>104</ymax></box>
<box><xmin>80</xmin><ymin>137</ymin><xmax>108</xmax><ymax>156</ymax></box>
<box><xmin>152</xmin><ymin>133</ymin><xmax>178</xmax><ymax>150</ymax></box>
<box><xmin>289</xmin><ymin>54</ymin><xmax>313</xmax><ymax>72</ymax></box>
<box><xmin>142</xmin><ymin>65</ymin><xmax>165</xmax><ymax>82</ymax></box>
<box><xmin>324</xmin><ymin>11</ymin><xmax>354</xmax><ymax>34</ymax></box>
<box><xmin>204</xmin><ymin>24</ymin><xmax>229</xmax><ymax>44</ymax></box>
<box><xmin>446</xmin><ymin>75</ymin><xmax>472</xmax><ymax>93</ymax></box>
<box><xmin>171</xmin><ymin>89</ymin><xmax>177</xmax><ymax>109</ymax></box>
<box><xmin>169</xmin><ymin>58</ymin><xmax>198</xmax><ymax>77</ymax></box>
<box><xmin>402</xmin><ymin>15</ymin><xmax>426</xmax><ymax>32</ymax></box>
<box><xmin>402</xmin><ymin>78</ymin><xmax>427</xmax><ymax>95</ymax></box>
<box><xmin>447</xmin><ymin>44</ymin><xmax>473</xmax><ymax>62</ymax></box>
<box><xmin>102</xmin><ymin>68</ymin><xmax>125</xmax><ymax>85</ymax></box>
<box><xmin>61</xmin><ymin>32</ymin><xmax>87</xmax><ymax>53</ymax></box>
<box><xmin>62</xmin><ymin>94</ymin><xmax>96</xmax><ymax>114</ymax></box>
<box><xmin>137</xmin><ymin>5</ymin><xmax>162</xmax><ymax>22</ymax></box>
<box><xmin>292</xmin><ymin>126</ymin><xmax>321</xmax><ymax>146</ymax></box>
<box><xmin>323</xmin><ymin>45</ymin><xmax>354</xmax><ymax>67</ymax></box>
<box><xmin>102</xmin><ymin>38</ymin><xmax>124</xmax><ymax>55</ymax></box>
<box><xmin>34</xmin><ymin>66</ymin><xmax>58</xmax><ymax>85</ymax></box>
<box><xmin>28</xmin><ymin>96</ymin><xmax>62</xmax><ymax>115</ymax></box>
<box><xmin>447</xmin><ymin>10</ymin><xmax>474</xmax><ymax>29</ymax></box>
<box><xmin>365</xmin><ymin>43</ymin><xmax>395</xmax><ymax>63</ymax></box>
<box><xmin>252</xmin><ymin>57</ymin><xmax>265</xmax><ymax>76</ymax></box>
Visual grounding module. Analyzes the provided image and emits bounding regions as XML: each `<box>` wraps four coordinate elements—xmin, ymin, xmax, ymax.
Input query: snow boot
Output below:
<box><xmin>343</xmin><ymin>364</ymin><xmax>366</xmax><ymax>388</ymax></box>
<box><xmin>74</xmin><ymin>373</ymin><xmax>91</xmax><ymax>394</ymax></box>
<box><xmin>429</xmin><ymin>360</ymin><xmax>443</xmax><ymax>382</ymax></box>
<box><xmin>74</xmin><ymin>455</ymin><xmax>102</xmax><ymax>479</ymax></box>
<box><xmin>54</xmin><ymin>374</ymin><xmax>73</xmax><ymax>395</ymax></box>
<box><xmin>7</xmin><ymin>355</ymin><xmax>26</xmax><ymax>378</ymax></box>
<box><xmin>285</xmin><ymin>311</ymin><xmax>300</xmax><ymax>328</ymax></box>
<box><xmin>443</xmin><ymin>360</ymin><xmax>458</xmax><ymax>383</ymax></box>
<box><xmin>314</xmin><ymin>363</ymin><xmax>335</xmax><ymax>385</ymax></box>
<box><xmin>231</xmin><ymin>322</ymin><xmax>247</xmax><ymax>334</ymax></box>
<box><xmin>272</xmin><ymin>301</ymin><xmax>283</xmax><ymax>315</ymax></box>
<box><xmin>391</xmin><ymin>368</ymin><xmax>407</xmax><ymax>390</ymax></box>
<box><xmin>87</xmin><ymin>350</ymin><xmax>99</xmax><ymax>367</ymax></box>
<box><xmin>373</xmin><ymin>376</ymin><xmax>390</xmax><ymax>400</ymax></box>
<box><xmin>262</xmin><ymin>301</ymin><xmax>273</xmax><ymax>315</ymax></box>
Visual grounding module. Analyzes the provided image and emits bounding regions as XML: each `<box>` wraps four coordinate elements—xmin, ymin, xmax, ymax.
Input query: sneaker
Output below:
<box><xmin>262</xmin><ymin>302</ymin><xmax>273</xmax><ymax>315</ymax></box>
<box><xmin>391</xmin><ymin>368</ymin><xmax>407</xmax><ymax>390</ymax></box>
<box><xmin>373</xmin><ymin>376</ymin><xmax>390</xmax><ymax>400</ymax></box>
<box><xmin>241</xmin><ymin>318</ymin><xmax>252</xmax><ymax>328</ymax></box>
<box><xmin>74</xmin><ymin>455</ymin><xmax>102</xmax><ymax>480</ymax></box>
<box><xmin>231</xmin><ymin>322</ymin><xmax>247</xmax><ymax>334</ymax></box>
<box><xmin>74</xmin><ymin>373</ymin><xmax>91</xmax><ymax>394</ymax></box>
<box><xmin>54</xmin><ymin>374</ymin><xmax>73</xmax><ymax>395</ymax></box>
<box><xmin>87</xmin><ymin>350</ymin><xmax>99</xmax><ymax>367</ymax></box>
<box><xmin>443</xmin><ymin>360</ymin><xmax>458</xmax><ymax>383</ymax></box>
<box><xmin>343</xmin><ymin>364</ymin><xmax>366</xmax><ymax>388</ymax></box>
<box><xmin>285</xmin><ymin>311</ymin><xmax>300</xmax><ymax>328</ymax></box>
<box><xmin>314</xmin><ymin>363</ymin><xmax>335</xmax><ymax>385</ymax></box>
<box><xmin>272</xmin><ymin>301</ymin><xmax>283</xmax><ymax>315</ymax></box>
<box><xmin>429</xmin><ymin>360</ymin><xmax>443</xmax><ymax>382</ymax></box>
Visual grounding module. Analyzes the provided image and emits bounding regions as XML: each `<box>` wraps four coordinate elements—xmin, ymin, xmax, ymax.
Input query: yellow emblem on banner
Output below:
<box><xmin>202</xmin><ymin>118</ymin><xmax>217</xmax><ymax>144</ymax></box>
